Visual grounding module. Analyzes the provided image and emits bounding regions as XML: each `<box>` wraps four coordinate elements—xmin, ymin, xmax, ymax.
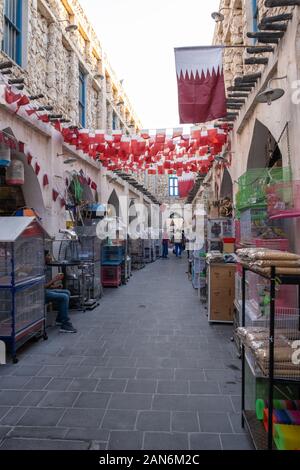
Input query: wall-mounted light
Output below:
<box><xmin>211</xmin><ymin>7</ymin><xmax>232</xmax><ymax>22</ymax></box>
<box><xmin>256</xmin><ymin>76</ymin><xmax>287</xmax><ymax>106</ymax></box>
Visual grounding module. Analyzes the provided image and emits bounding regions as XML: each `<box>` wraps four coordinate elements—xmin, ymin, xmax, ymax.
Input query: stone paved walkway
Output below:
<box><xmin>0</xmin><ymin>255</ymin><xmax>253</xmax><ymax>450</ymax></box>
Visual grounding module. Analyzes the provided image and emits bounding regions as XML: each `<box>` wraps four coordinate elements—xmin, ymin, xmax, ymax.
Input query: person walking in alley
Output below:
<box><xmin>162</xmin><ymin>229</ymin><xmax>169</xmax><ymax>259</ymax></box>
<box><xmin>174</xmin><ymin>229</ymin><xmax>183</xmax><ymax>258</ymax></box>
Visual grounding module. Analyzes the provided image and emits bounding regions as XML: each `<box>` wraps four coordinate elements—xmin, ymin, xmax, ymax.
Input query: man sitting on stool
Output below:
<box><xmin>45</xmin><ymin>252</ymin><xmax>77</xmax><ymax>334</ymax></box>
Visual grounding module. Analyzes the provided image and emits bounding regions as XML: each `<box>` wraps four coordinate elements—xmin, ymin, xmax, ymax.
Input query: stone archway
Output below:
<box><xmin>220</xmin><ymin>167</ymin><xmax>233</xmax><ymax>200</ymax></box>
<box><xmin>247</xmin><ymin>119</ymin><xmax>281</xmax><ymax>170</ymax></box>
<box><xmin>107</xmin><ymin>189</ymin><xmax>120</xmax><ymax>218</ymax></box>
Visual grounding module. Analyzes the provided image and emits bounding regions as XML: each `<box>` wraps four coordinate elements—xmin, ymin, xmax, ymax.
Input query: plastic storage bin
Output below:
<box><xmin>101</xmin><ymin>265</ymin><xmax>122</xmax><ymax>287</ymax></box>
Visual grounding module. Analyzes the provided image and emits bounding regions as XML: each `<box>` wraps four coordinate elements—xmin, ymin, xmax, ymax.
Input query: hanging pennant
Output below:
<box><xmin>52</xmin><ymin>189</ymin><xmax>59</xmax><ymax>202</ymax></box>
<box><xmin>35</xmin><ymin>162</ymin><xmax>41</xmax><ymax>175</ymax></box>
<box><xmin>4</xmin><ymin>86</ymin><xmax>21</xmax><ymax>104</ymax></box>
<box><xmin>43</xmin><ymin>174</ymin><xmax>49</xmax><ymax>187</ymax></box>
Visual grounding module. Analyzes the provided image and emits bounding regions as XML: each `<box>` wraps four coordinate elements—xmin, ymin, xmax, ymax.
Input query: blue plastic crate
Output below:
<box><xmin>102</xmin><ymin>245</ymin><xmax>124</xmax><ymax>264</ymax></box>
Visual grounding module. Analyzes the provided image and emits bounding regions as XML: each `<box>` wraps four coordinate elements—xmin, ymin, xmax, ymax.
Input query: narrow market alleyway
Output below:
<box><xmin>0</xmin><ymin>256</ymin><xmax>253</xmax><ymax>450</ymax></box>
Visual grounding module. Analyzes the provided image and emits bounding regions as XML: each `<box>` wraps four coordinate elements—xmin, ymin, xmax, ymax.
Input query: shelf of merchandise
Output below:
<box><xmin>241</xmin><ymin>265</ymin><xmax>300</xmax><ymax>451</ymax></box>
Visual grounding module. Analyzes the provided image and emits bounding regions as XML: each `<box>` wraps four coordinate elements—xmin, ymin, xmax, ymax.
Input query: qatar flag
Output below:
<box><xmin>174</xmin><ymin>46</ymin><xmax>226</xmax><ymax>124</ymax></box>
<box><xmin>178</xmin><ymin>173</ymin><xmax>196</xmax><ymax>198</ymax></box>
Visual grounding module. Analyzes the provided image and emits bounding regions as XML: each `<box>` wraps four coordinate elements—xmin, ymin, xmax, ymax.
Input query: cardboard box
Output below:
<box><xmin>208</xmin><ymin>264</ymin><xmax>235</xmax><ymax>323</ymax></box>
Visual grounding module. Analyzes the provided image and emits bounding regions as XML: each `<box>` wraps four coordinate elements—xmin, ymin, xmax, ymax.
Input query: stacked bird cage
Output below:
<box><xmin>129</xmin><ymin>238</ymin><xmax>145</xmax><ymax>270</ymax></box>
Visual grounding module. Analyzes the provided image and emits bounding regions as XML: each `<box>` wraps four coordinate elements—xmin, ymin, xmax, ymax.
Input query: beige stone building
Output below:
<box><xmin>197</xmin><ymin>0</ymin><xmax>300</xmax><ymax>251</ymax></box>
<box><xmin>0</xmin><ymin>0</ymin><xmax>162</xmax><ymax>237</ymax></box>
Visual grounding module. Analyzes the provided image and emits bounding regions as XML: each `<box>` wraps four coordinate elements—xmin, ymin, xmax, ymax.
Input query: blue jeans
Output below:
<box><xmin>175</xmin><ymin>243</ymin><xmax>182</xmax><ymax>257</ymax></box>
<box><xmin>162</xmin><ymin>240</ymin><xmax>169</xmax><ymax>258</ymax></box>
<box><xmin>45</xmin><ymin>289</ymin><xmax>71</xmax><ymax>325</ymax></box>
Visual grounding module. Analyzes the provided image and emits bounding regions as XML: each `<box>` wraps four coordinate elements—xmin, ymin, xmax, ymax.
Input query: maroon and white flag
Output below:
<box><xmin>175</xmin><ymin>46</ymin><xmax>226</xmax><ymax>124</ymax></box>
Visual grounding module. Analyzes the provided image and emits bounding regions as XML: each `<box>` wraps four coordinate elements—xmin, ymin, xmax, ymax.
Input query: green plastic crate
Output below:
<box><xmin>236</xmin><ymin>167</ymin><xmax>292</xmax><ymax>211</ymax></box>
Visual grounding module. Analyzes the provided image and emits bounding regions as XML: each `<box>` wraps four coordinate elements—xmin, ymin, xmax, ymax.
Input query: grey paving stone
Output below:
<box><xmin>39</xmin><ymin>391</ymin><xmax>79</xmax><ymax>408</ymax></box>
<box><xmin>9</xmin><ymin>426</ymin><xmax>67</xmax><ymax>439</ymax></box>
<box><xmin>97</xmin><ymin>379</ymin><xmax>127</xmax><ymax>393</ymax></box>
<box><xmin>63</xmin><ymin>365</ymin><xmax>95</xmax><ymax>378</ymax></box>
<box><xmin>143</xmin><ymin>432</ymin><xmax>189</xmax><ymax>450</ymax></box>
<box><xmin>190</xmin><ymin>381</ymin><xmax>220</xmax><ymax>395</ymax></box>
<box><xmin>108</xmin><ymin>393</ymin><xmax>153</xmax><ymax>410</ymax></box>
<box><xmin>68</xmin><ymin>378</ymin><xmax>99</xmax><ymax>392</ymax></box>
<box><xmin>175</xmin><ymin>369</ymin><xmax>205</xmax><ymax>381</ymax></box>
<box><xmin>106</xmin><ymin>357</ymin><xmax>137</xmax><ymax>368</ymax></box>
<box><xmin>11</xmin><ymin>365</ymin><xmax>43</xmax><ymax>377</ymax></box>
<box><xmin>220</xmin><ymin>381</ymin><xmax>241</xmax><ymax>395</ymax></box>
<box><xmin>177</xmin><ymin>358</ymin><xmax>199</xmax><ymax>368</ymax></box>
<box><xmin>0</xmin><ymin>407</ymin><xmax>28</xmax><ymax>426</ymax></box>
<box><xmin>59</xmin><ymin>408</ymin><xmax>105</xmax><ymax>428</ymax></box>
<box><xmin>101</xmin><ymin>410</ymin><xmax>137</xmax><ymax>431</ymax></box>
<box><xmin>0</xmin><ymin>376</ymin><xmax>31</xmax><ymax>389</ymax></box>
<box><xmin>228</xmin><ymin>413</ymin><xmax>246</xmax><ymax>434</ymax></box>
<box><xmin>0</xmin><ymin>390</ymin><xmax>25</xmax><ymax>406</ymax></box>
<box><xmin>125</xmin><ymin>380</ymin><xmax>157</xmax><ymax>394</ymax></box>
<box><xmin>91</xmin><ymin>367</ymin><xmax>113</xmax><ymax>379</ymax></box>
<box><xmin>18</xmin><ymin>407</ymin><xmax>65</xmax><ymax>426</ymax></box>
<box><xmin>65</xmin><ymin>428</ymin><xmax>109</xmax><ymax>442</ymax></box>
<box><xmin>190</xmin><ymin>433</ymin><xmax>222</xmax><ymax>450</ymax></box>
<box><xmin>231</xmin><ymin>395</ymin><xmax>242</xmax><ymax>413</ymax></box>
<box><xmin>0</xmin><ymin>366</ymin><xmax>14</xmax><ymax>376</ymax></box>
<box><xmin>80</xmin><ymin>356</ymin><xmax>109</xmax><ymax>367</ymax></box>
<box><xmin>172</xmin><ymin>412</ymin><xmax>200</xmax><ymax>433</ymax></box>
<box><xmin>204</xmin><ymin>369</ymin><xmax>238</xmax><ymax>382</ymax></box>
<box><xmin>37</xmin><ymin>365</ymin><xmax>67</xmax><ymax>377</ymax></box>
<box><xmin>73</xmin><ymin>392</ymin><xmax>111</xmax><ymax>409</ymax></box>
<box><xmin>137</xmin><ymin>368</ymin><xmax>174</xmax><ymax>380</ymax></box>
<box><xmin>0</xmin><ymin>426</ymin><xmax>12</xmax><ymax>439</ymax></box>
<box><xmin>157</xmin><ymin>380</ymin><xmax>189</xmax><ymax>395</ymax></box>
<box><xmin>22</xmin><ymin>377</ymin><xmax>51</xmax><ymax>390</ymax></box>
<box><xmin>135</xmin><ymin>357</ymin><xmax>161</xmax><ymax>368</ymax></box>
<box><xmin>198</xmin><ymin>412</ymin><xmax>232</xmax><ymax>433</ymax></box>
<box><xmin>0</xmin><ymin>406</ymin><xmax>10</xmax><ymax>420</ymax></box>
<box><xmin>20</xmin><ymin>391</ymin><xmax>47</xmax><ymax>407</ymax></box>
<box><xmin>0</xmin><ymin>438</ymin><xmax>89</xmax><ymax>450</ymax></box>
<box><xmin>108</xmin><ymin>431</ymin><xmax>143</xmax><ymax>450</ymax></box>
<box><xmin>136</xmin><ymin>411</ymin><xmax>170</xmax><ymax>432</ymax></box>
<box><xmin>153</xmin><ymin>394</ymin><xmax>233</xmax><ymax>412</ymax></box>
<box><xmin>220</xmin><ymin>433</ymin><xmax>254</xmax><ymax>450</ymax></box>
<box><xmin>20</xmin><ymin>355</ymin><xmax>69</xmax><ymax>366</ymax></box>
<box><xmin>111</xmin><ymin>368</ymin><xmax>137</xmax><ymax>379</ymax></box>
<box><xmin>45</xmin><ymin>378</ymin><xmax>73</xmax><ymax>391</ymax></box>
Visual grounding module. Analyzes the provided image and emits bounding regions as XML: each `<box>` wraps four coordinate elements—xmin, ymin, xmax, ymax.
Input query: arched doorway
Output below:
<box><xmin>247</xmin><ymin>119</ymin><xmax>282</xmax><ymax>170</ymax></box>
<box><xmin>107</xmin><ymin>189</ymin><xmax>120</xmax><ymax>218</ymax></box>
<box><xmin>220</xmin><ymin>168</ymin><xmax>233</xmax><ymax>200</ymax></box>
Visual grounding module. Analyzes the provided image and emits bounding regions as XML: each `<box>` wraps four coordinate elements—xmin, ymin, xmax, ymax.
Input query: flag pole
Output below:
<box><xmin>219</xmin><ymin>45</ymin><xmax>271</xmax><ymax>48</ymax></box>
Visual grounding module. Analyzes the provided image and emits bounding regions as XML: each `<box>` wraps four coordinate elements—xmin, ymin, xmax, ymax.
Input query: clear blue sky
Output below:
<box><xmin>79</xmin><ymin>0</ymin><xmax>220</xmax><ymax>129</ymax></box>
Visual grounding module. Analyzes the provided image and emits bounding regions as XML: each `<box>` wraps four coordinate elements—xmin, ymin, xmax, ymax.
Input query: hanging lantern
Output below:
<box><xmin>6</xmin><ymin>159</ymin><xmax>24</xmax><ymax>185</ymax></box>
<box><xmin>0</xmin><ymin>143</ymin><xmax>11</xmax><ymax>167</ymax></box>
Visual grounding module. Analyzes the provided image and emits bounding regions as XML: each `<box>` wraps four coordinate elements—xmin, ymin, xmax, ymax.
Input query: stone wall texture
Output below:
<box><xmin>213</xmin><ymin>0</ymin><xmax>293</xmax><ymax>89</ymax></box>
<box><xmin>0</xmin><ymin>0</ymin><xmax>141</xmax><ymax>132</ymax></box>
